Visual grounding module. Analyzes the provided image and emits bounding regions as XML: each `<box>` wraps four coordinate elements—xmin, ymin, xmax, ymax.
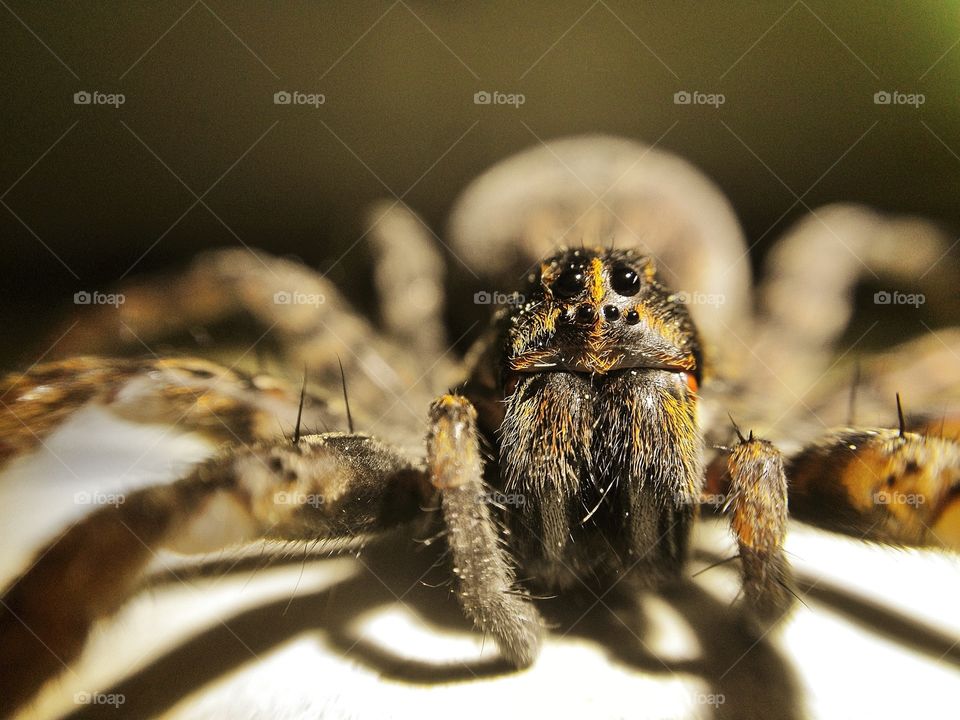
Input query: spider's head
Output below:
<box><xmin>502</xmin><ymin>247</ymin><xmax>702</xmax><ymax>383</ymax></box>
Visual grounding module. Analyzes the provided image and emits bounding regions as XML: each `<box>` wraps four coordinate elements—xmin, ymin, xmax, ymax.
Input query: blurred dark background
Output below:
<box><xmin>2</xmin><ymin>1</ymin><xmax>958</xmax><ymax>368</ymax></box>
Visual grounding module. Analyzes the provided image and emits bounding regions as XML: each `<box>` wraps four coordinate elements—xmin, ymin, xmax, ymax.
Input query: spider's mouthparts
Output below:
<box><xmin>510</xmin><ymin>346</ymin><xmax>696</xmax><ymax>376</ymax></box>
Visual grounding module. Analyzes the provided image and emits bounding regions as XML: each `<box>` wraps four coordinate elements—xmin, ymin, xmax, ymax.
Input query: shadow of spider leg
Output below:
<box><xmin>427</xmin><ymin>394</ymin><xmax>544</xmax><ymax>667</ymax></box>
<box><xmin>0</xmin><ymin>432</ymin><xmax>430</xmax><ymax>717</ymax></box>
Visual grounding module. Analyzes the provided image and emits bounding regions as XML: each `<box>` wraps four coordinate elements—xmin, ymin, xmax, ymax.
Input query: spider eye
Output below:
<box><xmin>552</xmin><ymin>266</ymin><xmax>586</xmax><ymax>298</ymax></box>
<box><xmin>610</xmin><ymin>265</ymin><xmax>640</xmax><ymax>296</ymax></box>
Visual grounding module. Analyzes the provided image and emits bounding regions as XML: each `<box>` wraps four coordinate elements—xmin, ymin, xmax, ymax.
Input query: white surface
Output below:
<box><xmin>3</xmin><ymin>412</ymin><xmax>959</xmax><ymax>720</ymax></box>
<box><xmin>0</xmin><ymin>404</ymin><xmax>215</xmax><ymax>587</ymax></box>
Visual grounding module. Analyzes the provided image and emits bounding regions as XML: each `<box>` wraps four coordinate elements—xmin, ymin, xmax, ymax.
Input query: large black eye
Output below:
<box><xmin>552</xmin><ymin>266</ymin><xmax>586</xmax><ymax>298</ymax></box>
<box><xmin>610</xmin><ymin>264</ymin><xmax>640</xmax><ymax>296</ymax></box>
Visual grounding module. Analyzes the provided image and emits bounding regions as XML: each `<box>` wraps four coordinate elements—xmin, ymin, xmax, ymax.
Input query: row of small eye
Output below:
<box><xmin>572</xmin><ymin>304</ymin><xmax>642</xmax><ymax>325</ymax></box>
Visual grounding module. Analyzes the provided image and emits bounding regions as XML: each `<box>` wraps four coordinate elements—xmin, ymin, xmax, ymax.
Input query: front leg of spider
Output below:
<box><xmin>427</xmin><ymin>395</ymin><xmax>544</xmax><ymax>667</ymax></box>
<box><xmin>726</xmin><ymin>427</ymin><xmax>794</xmax><ymax>624</ymax></box>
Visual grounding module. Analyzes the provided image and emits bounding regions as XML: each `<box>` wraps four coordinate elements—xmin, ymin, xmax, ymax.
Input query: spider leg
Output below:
<box><xmin>0</xmin><ymin>432</ymin><xmax>429</xmax><ymax>716</ymax></box>
<box><xmin>46</xmin><ymin>249</ymin><xmax>354</xmax><ymax>368</ymax></box>
<box><xmin>0</xmin><ymin>356</ymin><xmax>338</xmax><ymax>467</ymax></box>
<box><xmin>366</xmin><ymin>200</ymin><xmax>448</xmax><ymax>361</ymax></box>
<box><xmin>745</xmin><ymin>204</ymin><xmax>957</xmax><ymax>431</ymax></box>
<box><xmin>40</xmin><ymin>249</ymin><xmax>444</xmax><ymax>446</ymax></box>
<box><xmin>427</xmin><ymin>394</ymin><xmax>543</xmax><ymax>667</ymax></box>
<box><xmin>726</xmin><ymin>431</ymin><xmax>794</xmax><ymax>623</ymax></box>
<box><xmin>804</xmin><ymin>329</ymin><xmax>960</xmax><ymax>431</ymax></box>
<box><xmin>788</xmin><ymin>427</ymin><xmax>960</xmax><ymax>550</ymax></box>
<box><xmin>708</xmin><ymin>424</ymin><xmax>960</xmax><ymax>552</ymax></box>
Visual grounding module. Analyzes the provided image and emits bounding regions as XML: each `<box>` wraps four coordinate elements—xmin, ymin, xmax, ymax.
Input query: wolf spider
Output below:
<box><xmin>1</xmin><ymin>135</ymin><xmax>958</xmax><ymax>717</ymax></box>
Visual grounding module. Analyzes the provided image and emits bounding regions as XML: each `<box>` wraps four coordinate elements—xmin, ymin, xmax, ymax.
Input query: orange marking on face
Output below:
<box><xmin>589</xmin><ymin>257</ymin><xmax>605</xmax><ymax>306</ymax></box>
<box><xmin>580</xmin><ymin>258</ymin><xmax>611</xmax><ymax>370</ymax></box>
<box><xmin>685</xmin><ymin>372</ymin><xmax>699</xmax><ymax>394</ymax></box>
